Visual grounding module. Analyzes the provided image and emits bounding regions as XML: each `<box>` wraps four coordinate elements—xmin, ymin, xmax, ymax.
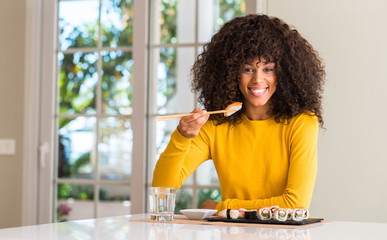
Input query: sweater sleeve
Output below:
<box><xmin>216</xmin><ymin>114</ymin><xmax>319</xmax><ymax>211</ymax></box>
<box><xmin>152</xmin><ymin>122</ymin><xmax>212</xmax><ymax>189</ymax></box>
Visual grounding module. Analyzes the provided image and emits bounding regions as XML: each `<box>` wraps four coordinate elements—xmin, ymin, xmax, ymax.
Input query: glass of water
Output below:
<box><xmin>148</xmin><ymin>187</ymin><xmax>176</xmax><ymax>221</ymax></box>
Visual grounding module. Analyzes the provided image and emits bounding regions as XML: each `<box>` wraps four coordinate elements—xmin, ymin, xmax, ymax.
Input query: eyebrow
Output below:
<box><xmin>243</xmin><ymin>62</ymin><xmax>275</xmax><ymax>67</ymax></box>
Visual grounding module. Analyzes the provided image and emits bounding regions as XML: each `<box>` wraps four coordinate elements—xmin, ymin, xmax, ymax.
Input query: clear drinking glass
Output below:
<box><xmin>148</xmin><ymin>187</ymin><xmax>176</xmax><ymax>221</ymax></box>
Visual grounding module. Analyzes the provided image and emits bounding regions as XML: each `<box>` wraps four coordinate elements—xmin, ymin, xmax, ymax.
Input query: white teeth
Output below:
<box><xmin>251</xmin><ymin>88</ymin><xmax>266</xmax><ymax>94</ymax></box>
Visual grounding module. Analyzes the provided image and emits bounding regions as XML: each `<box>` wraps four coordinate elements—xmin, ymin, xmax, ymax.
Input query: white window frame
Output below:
<box><xmin>22</xmin><ymin>0</ymin><xmax>58</xmax><ymax>225</ymax></box>
<box><xmin>22</xmin><ymin>0</ymin><xmax>44</xmax><ymax>226</ymax></box>
<box><xmin>23</xmin><ymin>0</ymin><xmax>149</xmax><ymax>224</ymax></box>
<box><xmin>22</xmin><ymin>0</ymin><xmax>266</xmax><ymax>225</ymax></box>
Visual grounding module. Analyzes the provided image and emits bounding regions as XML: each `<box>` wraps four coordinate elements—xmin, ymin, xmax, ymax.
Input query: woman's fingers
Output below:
<box><xmin>178</xmin><ymin>108</ymin><xmax>209</xmax><ymax>138</ymax></box>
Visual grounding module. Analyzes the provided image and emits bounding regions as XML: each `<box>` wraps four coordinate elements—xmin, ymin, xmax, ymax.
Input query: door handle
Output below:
<box><xmin>39</xmin><ymin>142</ymin><xmax>49</xmax><ymax>168</ymax></box>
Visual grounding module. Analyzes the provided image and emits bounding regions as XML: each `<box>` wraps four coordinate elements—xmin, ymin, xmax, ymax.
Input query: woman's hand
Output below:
<box><xmin>177</xmin><ymin>108</ymin><xmax>209</xmax><ymax>138</ymax></box>
<box><xmin>200</xmin><ymin>199</ymin><xmax>219</xmax><ymax>209</ymax></box>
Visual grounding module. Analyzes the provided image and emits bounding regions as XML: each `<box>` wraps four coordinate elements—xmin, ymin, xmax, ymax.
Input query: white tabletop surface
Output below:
<box><xmin>0</xmin><ymin>214</ymin><xmax>386</xmax><ymax>240</ymax></box>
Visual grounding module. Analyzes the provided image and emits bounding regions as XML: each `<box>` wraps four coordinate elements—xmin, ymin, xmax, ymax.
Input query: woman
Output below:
<box><xmin>152</xmin><ymin>14</ymin><xmax>325</xmax><ymax>211</ymax></box>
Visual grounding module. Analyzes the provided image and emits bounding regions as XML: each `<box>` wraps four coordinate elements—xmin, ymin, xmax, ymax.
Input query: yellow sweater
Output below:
<box><xmin>152</xmin><ymin>113</ymin><xmax>318</xmax><ymax>211</ymax></box>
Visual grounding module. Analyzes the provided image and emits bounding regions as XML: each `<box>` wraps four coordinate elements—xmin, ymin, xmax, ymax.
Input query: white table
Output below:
<box><xmin>0</xmin><ymin>214</ymin><xmax>386</xmax><ymax>240</ymax></box>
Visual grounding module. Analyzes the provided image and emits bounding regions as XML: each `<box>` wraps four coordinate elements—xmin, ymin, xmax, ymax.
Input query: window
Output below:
<box><xmin>147</xmin><ymin>0</ymin><xmax>246</xmax><ymax>212</ymax></box>
<box><xmin>55</xmin><ymin>0</ymin><xmax>134</xmax><ymax>221</ymax></box>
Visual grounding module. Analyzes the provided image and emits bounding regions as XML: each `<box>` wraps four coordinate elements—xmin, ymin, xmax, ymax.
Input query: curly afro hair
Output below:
<box><xmin>191</xmin><ymin>14</ymin><xmax>325</xmax><ymax>127</ymax></box>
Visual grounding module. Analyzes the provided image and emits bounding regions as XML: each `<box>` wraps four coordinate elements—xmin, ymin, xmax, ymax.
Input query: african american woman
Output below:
<box><xmin>152</xmin><ymin>14</ymin><xmax>325</xmax><ymax>212</ymax></box>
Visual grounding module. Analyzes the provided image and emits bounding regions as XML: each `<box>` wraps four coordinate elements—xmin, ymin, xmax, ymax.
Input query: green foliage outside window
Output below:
<box><xmin>57</xmin><ymin>183</ymin><xmax>130</xmax><ymax>201</ymax></box>
<box><xmin>58</xmin><ymin>184</ymin><xmax>95</xmax><ymax>201</ymax></box>
<box><xmin>158</xmin><ymin>0</ymin><xmax>178</xmax><ymax>111</ymax></box>
<box><xmin>58</xmin><ymin>0</ymin><xmax>134</xmax><ymax>122</ymax></box>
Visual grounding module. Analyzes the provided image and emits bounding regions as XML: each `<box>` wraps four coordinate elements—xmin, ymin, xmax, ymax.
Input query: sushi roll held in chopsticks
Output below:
<box><xmin>223</xmin><ymin>102</ymin><xmax>243</xmax><ymax>117</ymax></box>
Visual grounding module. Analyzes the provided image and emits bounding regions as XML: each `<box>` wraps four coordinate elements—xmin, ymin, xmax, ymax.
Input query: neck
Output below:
<box><xmin>244</xmin><ymin>105</ymin><xmax>271</xmax><ymax>121</ymax></box>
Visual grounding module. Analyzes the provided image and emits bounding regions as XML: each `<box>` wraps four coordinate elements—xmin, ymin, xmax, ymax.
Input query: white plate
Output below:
<box><xmin>180</xmin><ymin>209</ymin><xmax>218</xmax><ymax>220</ymax></box>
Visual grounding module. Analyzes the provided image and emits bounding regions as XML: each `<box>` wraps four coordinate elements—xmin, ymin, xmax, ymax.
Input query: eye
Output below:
<box><xmin>263</xmin><ymin>67</ymin><xmax>274</xmax><ymax>72</ymax></box>
<box><xmin>243</xmin><ymin>67</ymin><xmax>253</xmax><ymax>73</ymax></box>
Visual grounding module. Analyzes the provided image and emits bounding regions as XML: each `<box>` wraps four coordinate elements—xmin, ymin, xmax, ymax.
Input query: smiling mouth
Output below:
<box><xmin>249</xmin><ymin>87</ymin><xmax>268</xmax><ymax>96</ymax></box>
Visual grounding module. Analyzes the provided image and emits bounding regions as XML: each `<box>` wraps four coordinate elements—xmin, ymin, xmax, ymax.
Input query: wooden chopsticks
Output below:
<box><xmin>156</xmin><ymin>109</ymin><xmax>234</xmax><ymax>121</ymax></box>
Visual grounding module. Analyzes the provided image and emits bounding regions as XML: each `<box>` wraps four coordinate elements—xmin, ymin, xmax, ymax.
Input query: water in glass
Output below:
<box><xmin>149</xmin><ymin>187</ymin><xmax>176</xmax><ymax>221</ymax></box>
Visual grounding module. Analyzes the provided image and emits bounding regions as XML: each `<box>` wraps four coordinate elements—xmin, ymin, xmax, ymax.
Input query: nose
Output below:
<box><xmin>252</xmin><ymin>70</ymin><xmax>263</xmax><ymax>83</ymax></box>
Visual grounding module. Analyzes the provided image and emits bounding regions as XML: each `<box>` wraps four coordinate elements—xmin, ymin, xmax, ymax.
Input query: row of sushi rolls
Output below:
<box><xmin>218</xmin><ymin>206</ymin><xmax>310</xmax><ymax>222</ymax></box>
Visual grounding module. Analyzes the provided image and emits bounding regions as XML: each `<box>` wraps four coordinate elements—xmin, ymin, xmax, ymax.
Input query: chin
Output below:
<box><xmin>250</xmin><ymin>100</ymin><xmax>269</xmax><ymax>107</ymax></box>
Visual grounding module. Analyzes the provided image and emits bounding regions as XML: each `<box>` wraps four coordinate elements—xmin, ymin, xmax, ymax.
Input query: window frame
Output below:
<box><xmin>33</xmin><ymin>0</ymin><xmax>149</xmax><ymax>223</ymax></box>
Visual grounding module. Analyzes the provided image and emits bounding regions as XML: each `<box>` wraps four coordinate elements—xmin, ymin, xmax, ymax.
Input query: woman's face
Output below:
<box><xmin>238</xmin><ymin>58</ymin><xmax>277</xmax><ymax>113</ymax></box>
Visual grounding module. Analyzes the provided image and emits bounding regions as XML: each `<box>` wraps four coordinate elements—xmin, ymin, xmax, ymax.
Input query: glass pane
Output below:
<box><xmin>147</xmin><ymin>118</ymin><xmax>177</xmax><ymax>183</ymax></box>
<box><xmin>196</xmin><ymin>188</ymin><xmax>222</xmax><ymax>209</ymax></box>
<box><xmin>58</xmin><ymin>52</ymin><xmax>98</xmax><ymax>115</ymax></box>
<box><xmin>175</xmin><ymin>188</ymin><xmax>193</xmax><ymax>213</ymax></box>
<box><xmin>198</xmin><ymin>0</ymin><xmax>246</xmax><ymax>42</ymax></box>
<box><xmin>148</xmin><ymin>119</ymin><xmax>195</xmax><ymax>185</ymax></box>
<box><xmin>58</xmin><ymin>0</ymin><xmax>99</xmax><ymax>51</ymax></box>
<box><xmin>196</xmin><ymin>160</ymin><xmax>220</xmax><ymax>186</ymax></box>
<box><xmin>149</xmin><ymin>47</ymin><xmax>195</xmax><ymax>115</ymax></box>
<box><xmin>58</xmin><ymin>117</ymin><xmax>96</xmax><ymax>179</ymax></box>
<box><xmin>101</xmin><ymin>0</ymin><xmax>133</xmax><ymax>47</ymax></box>
<box><xmin>98</xmin><ymin>185</ymin><xmax>130</xmax><ymax>217</ymax></box>
<box><xmin>101</xmin><ymin>50</ymin><xmax>133</xmax><ymax>115</ymax></box>
<box><xmin>57</xmin><ymin>183</ymin><xmax>94</xmax><ymax>222</ymax></box>
<box><xmin>150</xmin><ymin>0</ymin><xmax>195</xmax><ymax>44</ymax></box>
<box><xmin>99</xmin><ymin>117</ymin><xmax>132</xmax><ymax>181</ymax></box>
<box><xmin>147</xmin><ymin>46</ymin><xmax>195</xmax><ymax>185</ymax></box>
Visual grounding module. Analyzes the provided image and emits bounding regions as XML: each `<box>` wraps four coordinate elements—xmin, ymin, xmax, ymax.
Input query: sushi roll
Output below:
<box><xmin>258</xmin><ymin>207</ymin><xmax>272</xmax><ymax>220</ymax></box>
<box><xmin>273</xmin><ymin>208</ymin><xmax>288</xmax><ymax>222</ymax></box>
<box><xmin>218</xmin><ymin>209</ymin><xmax>244</xmax><ymax>219</ymax></box>
<box><xmin>244</xmin><ymin>209</ymin><xmax>258</xmax><ymax>220</ymax></box>
<box><xmin>229</xmin><ymin>209</ymin><xmax>241</xmax><ymax>219</ymax></box>
<box><xmin>224</xmin><ymin>102</ymin><xmax>243</xmax><ymax>117</ymax></box>
<box><xmin>237</xmin><ymin>209</ymin><xmax>245</xmax><ymax>219</ymax></box>
<box><xmin>302</xmin><ymin>208</ymin><xmax>310</xmax><ymax>219</ymax></box>
<box><xmin>218</xmin><ymin>209</ymin><xmax>228</xmax><ymax>219</ymax></box>
<box><xmin>292</xmin><ymin>208</ymin><xmax>305</xmax><ymax>221</ymax></box>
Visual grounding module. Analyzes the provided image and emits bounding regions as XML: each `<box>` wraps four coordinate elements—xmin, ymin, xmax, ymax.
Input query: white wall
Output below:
<box><xmin>0</xmin><ymin>0</ymin><xmax>25</xmax><ymax>228</ymax></box>
<box><xmin>268</xmin><ymin>0</ymin><xmax>387</xmax><ymax>222</ymax></box>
